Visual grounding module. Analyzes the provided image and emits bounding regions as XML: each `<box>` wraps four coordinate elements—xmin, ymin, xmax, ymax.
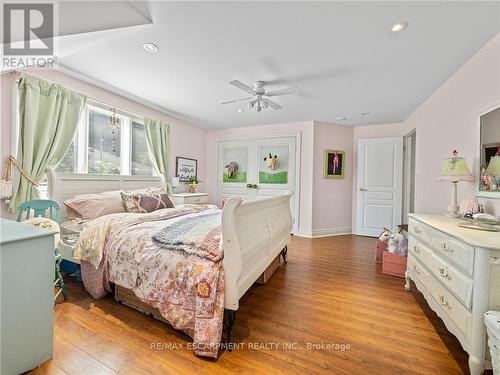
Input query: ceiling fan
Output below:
<box><xmin>222</xmin><ymin>80</ymin><xmax>298</xmax><ymax>112</ymax></box>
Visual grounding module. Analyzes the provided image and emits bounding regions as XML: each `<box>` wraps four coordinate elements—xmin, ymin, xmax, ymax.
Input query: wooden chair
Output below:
<box><xmin>17</xmin><ymin>199</ymin><xmax>67</xmax><ymax>302</ymax></box>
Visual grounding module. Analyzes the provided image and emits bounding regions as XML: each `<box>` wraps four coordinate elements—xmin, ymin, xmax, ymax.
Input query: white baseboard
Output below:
<box><xmin>293</xmin><ymin>226</ymin><xmax>352</xmax><ymax>238</ymax></box>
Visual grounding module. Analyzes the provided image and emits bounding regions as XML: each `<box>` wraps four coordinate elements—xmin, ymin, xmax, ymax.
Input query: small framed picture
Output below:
<box><xmin>323</xmin><ymin>150</ymin><xmax>345</xmax><ymax>179</ymax></box>
<box><xmin>176</xmin><ymin>157</ymin><xmax>197</xmax><ymax>182</ymax></box>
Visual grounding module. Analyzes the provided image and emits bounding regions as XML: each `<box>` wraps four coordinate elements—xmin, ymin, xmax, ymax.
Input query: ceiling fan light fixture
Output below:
<box><xmin>143</xmin><ymin>42</ymin><xmax>159</xmax><ymax>53</ymax></box>
<box><xmin>389</xmin><ymin>22</ymin><xmax>408</xmax><ymax>33</ymax></box>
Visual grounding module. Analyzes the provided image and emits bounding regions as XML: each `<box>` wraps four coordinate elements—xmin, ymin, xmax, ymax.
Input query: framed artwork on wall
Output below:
<box><xmin>324</xmin><ymin>150</ymin><xmax>345</xmax><ymax>179</ymax></box>
<box><xmin>222</xmin><ymin>146</ymin><xmax>248</xmax><ymax>183</ymax></box>
<box><xmin>176</xmin><ymin>157</ymin><xmax>197</xmax><ymax>182</ymax></box>
<box><xmin>258</xmin><ymin>144</ymin><xmax>289</xmax><ymax>184</ymax></box>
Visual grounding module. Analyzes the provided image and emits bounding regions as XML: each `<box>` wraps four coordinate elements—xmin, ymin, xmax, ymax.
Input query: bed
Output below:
<box><xmin>47</xmin><ymin>168</ymin><xmax>293</xmax><ymax>357</ymax></box>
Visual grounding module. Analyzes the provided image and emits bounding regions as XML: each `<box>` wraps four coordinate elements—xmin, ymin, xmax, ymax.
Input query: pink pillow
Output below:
<box><xmin>64</xmin><ymin>190</ymin><xmax>125</xmax><ymax>220</ymax></box>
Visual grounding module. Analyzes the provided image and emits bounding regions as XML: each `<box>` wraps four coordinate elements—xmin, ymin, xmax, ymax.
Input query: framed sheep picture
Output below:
<box><xmin>323</xmin><ymin>150</ymin><xmax>345</xmax><ymax>179</ymax></box>
<box><xmin>176</xmin><ymin>157</ymin><xmax>197</xmax><ymax>182</ymax></box>
<box><xmin>222</xmin><ymin>147</ymin><xmax>247</xmax><ymax>183</ymax></box>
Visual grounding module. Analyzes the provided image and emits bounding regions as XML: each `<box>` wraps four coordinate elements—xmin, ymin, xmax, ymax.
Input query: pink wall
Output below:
<box><xmin>351</xmin><ymin>32</ymin><xmax>500</xmax><ymax>226</ymax></box>
<box><xmin>0</xmin><ymin>70</ymin><xmax>207</xmax><ymax>218</ymax></box>
<box><xmin>206</xmin><ymin>121</ymin><xmax>314</xmax><ymax>236</ymax></box>
<box><xmin>312</xmin><ymin>122</ymin><xmax>353</xmax><ymax>236</ymax></box>
<box><xmin>403</xmin><ymin>32</ymin><xmax>500</xmax><ymax>218</ymax></box>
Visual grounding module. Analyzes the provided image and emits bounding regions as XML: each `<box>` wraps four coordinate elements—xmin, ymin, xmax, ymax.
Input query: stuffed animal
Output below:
<box><xmin>388</xmin><ymin>232</ymin><xmax>404</xmax><ymax>254</ymax></box>
<box><xmin>264</xmin><ymin>153</ymin><xmax>279</xmax><ymax>170</ymax></box>
<box><xmin>396</xmin><ymin>235</ymin><xmax>408</xmax><ymax>256</ymax></box>
<box><xmin>378</xmin><ymin>228</ymin><xmax>392</xmax><ymax>242</ymax></box>
<box><xmin>225</xmin><ymin>161</ymin><xmax>239</xmax><ymax>179</ymax></box>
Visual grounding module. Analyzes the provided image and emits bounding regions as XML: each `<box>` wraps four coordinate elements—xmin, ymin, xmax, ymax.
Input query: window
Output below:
<box><xmin>88</xmin><ymin>108</ymin><xmax>121</xmax><ymax>175</ymax></box>
<box><xmin>55</xmin><ymin>103</ymin><xmax>153</xmax><ymax>176</ymax></box>
<box><xmin>56</xmin><ymin>142</ymin><xmax>76</xmax><ymax>173</ymax></box>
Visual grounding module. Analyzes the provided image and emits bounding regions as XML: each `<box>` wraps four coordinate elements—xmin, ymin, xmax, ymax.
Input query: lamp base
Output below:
<box><xmin>444</xmin><ymin>208</ymin><xmax>461</xmax><ymax>218</ymax></box>
<box><xmin>444</xmin><ymin>182</ymin><xmax>461</xmax><ymax>218</ymax></box>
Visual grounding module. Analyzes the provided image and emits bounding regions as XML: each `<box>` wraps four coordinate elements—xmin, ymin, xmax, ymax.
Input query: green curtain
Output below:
<box><xmin>143</xmin><ymin>117</ymin><xmax>173</xmax><ymax>194</ymax></box>
<box><xmin>9</xmin><ymin>74</ymin><xmax>87</xmax><ymax>212</ymax></box>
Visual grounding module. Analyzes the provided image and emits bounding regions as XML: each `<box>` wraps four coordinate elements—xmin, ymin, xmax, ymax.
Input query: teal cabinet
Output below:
<box><xmin>0</xmin><ymin>218</ymin><xmax>54</xmax><ymax>375</ymax></box>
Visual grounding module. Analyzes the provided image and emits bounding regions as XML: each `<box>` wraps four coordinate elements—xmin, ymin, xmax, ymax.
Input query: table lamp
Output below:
<box><xmin>171</xmin><ymin>176</ymin><xmax>180</xmax><ymax>193</ymax></box>
<box><xmin>486</xmin><ymin>155</ymin><xmax>500</xmax><ymax>190</ymax></box>
<box><xmin>438</xmin><ymin>150</ymin><xmax>473</xmax><ymax>218</ymax></box>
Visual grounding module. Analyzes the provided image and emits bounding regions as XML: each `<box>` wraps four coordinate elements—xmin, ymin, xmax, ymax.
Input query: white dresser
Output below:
<box><xmin>406</xmin><ymin>214</ymin><xmax>500</xmax><ymax>375</ymax></box>
<box><xmin>1</xmin><ymin>219</ymin><xmax>55</xmax><ymax>375</ymax></box>
<box><xmin>171</xmin><ymin>192</ymin><xmax>208</xmax><ymax>206</ymax></box>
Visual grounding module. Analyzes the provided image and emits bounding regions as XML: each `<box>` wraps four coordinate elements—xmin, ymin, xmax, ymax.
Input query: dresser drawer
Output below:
<box><xmin>431</xmin><ymin>230</ymin><xmax>474</xmax><ymax>276</ymax></box>
<box><xmin>409</xmin><ymin>238</ymin><xmax>473</xmax><ymax>309</ymax></box>
<box><xmin>408</xmin><ymin>218</ymin><xmax>433</xmax><ymax>246</ymax></box>
<box><xmin>409</xmin><ymin>257</ymin><xmax>471</xmax><ymax>336</ymax></box>
<box><xmin>184</xmin><ymin>195</ymin><xmax>208</xmax><ymax>204</ymax></box>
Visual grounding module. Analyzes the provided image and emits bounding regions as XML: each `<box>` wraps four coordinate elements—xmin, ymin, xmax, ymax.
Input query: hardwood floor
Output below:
<box><xmin>29</xmin><ymin>235</ymin><xmax>483</xmax><ymax>375</ymax></box>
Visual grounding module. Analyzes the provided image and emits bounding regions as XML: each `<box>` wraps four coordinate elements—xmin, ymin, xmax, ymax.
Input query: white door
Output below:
<box><xmin>217</xmin><ymin>135</ymin><xmax>299</xmax><ymax>233</ymax></box>
<box><xmin>356</xmin><ymin>137</ymin><xmax>403</xmax><ymax>237</ymax></box>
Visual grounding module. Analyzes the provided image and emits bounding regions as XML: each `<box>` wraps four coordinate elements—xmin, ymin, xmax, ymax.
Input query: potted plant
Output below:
<box><xmin>188</xmin><ymin>176</ymin><xmax>201</xmax><ymax>193</ymax></box>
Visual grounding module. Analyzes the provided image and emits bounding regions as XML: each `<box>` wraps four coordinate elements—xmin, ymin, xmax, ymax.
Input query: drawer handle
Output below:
<box><xmin>441</xmin><ymin>242</ymin><xmax>455</xmax><ymax>254</ymax></box>
<box><xmin>438</xmin><ymin>295</ymin><xmax>452</xmax><ymax>310</ymax></box>
<box><xmin>438</xmin><ymin>267</ymin><xmax>452</xmax><ymax>280</ymax></box>
<box><xmin>412</xmin><ymin>245</ymin><xmax>421</xmax><ymax>254</ymax></box>
<box><xmin>414</xmin><ymin>227</ymin><xmax>422</xmax><ymax>234</ymax></box>
<box><xmin>412</xmin><ymin>264</ymin><xmax>420</xmax><ymax>275</ymax></box>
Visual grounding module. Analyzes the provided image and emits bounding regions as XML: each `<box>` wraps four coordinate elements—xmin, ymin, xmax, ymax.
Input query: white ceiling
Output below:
<box><xmin>29</xmin><ymin>2</ymin><xmax>500</xmax><ymax>128</ymax></box>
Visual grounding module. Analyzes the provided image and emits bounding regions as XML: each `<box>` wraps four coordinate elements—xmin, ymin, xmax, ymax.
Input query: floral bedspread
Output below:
<box><xmin>74</xmin><ymin>206</ymin><xmax>225</xmax><ymax>358</ymax></box>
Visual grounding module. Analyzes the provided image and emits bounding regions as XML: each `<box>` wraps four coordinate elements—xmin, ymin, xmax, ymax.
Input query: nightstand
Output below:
<box><xmin>171</xmin><ymin>193</ymin><xmax>208</xmax><ymax>206</ymax></box>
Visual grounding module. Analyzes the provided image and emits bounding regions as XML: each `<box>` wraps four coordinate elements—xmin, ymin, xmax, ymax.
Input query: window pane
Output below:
<box><xmin>88</xmin><ymin>109</ymin><xmax>121</xmax><ymax>175</ymax></box>
<box><xmin>131</xmin><ymin>122</ymin><xmax>153</xmax><ymax>175</ymax></box>
<box><xmin>56</xmin><ymin>141</ymin><xmax>76</xmax><ymax>173</ymax></box>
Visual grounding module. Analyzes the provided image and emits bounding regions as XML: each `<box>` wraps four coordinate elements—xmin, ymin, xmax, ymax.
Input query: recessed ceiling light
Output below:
<box><xmin>361</xmin><ymin>112</ymin><xmax>370</xmax><ymax>116</ymax></box>
<box><xmin>336</xmin><ymin>117</ymin><xmax>347</xmax><ymax>122</ymax></box>
<box><xmin>143</xmin><ymin>43</ymin><xmax>158</xmax><ymax>53</ymax></box>
<box><xmin>389</xmin><ymin>22</ymin><xmax>408</xmax><ymax>33</ymax></box>
<box><xmin>237</xmin><ymin>109</ymin><xmax>243</xmax><ymax>113</ymax></box>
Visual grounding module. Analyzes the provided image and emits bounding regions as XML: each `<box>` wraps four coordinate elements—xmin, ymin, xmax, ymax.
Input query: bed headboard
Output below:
<box><xmin>47</xmin><ymin>168</ymin><xmax>165</xmax><ymax>219</ymax></box>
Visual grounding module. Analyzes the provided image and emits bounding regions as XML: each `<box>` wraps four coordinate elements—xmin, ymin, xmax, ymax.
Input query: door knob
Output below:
<box><xmin>359</xmin><ymin>187</ymin><xmax>367</xmax><ymax>192</ymax></box>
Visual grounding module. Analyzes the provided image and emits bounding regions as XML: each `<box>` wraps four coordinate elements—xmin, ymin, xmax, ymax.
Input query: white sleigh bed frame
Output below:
<box><xmin>47</xmin><ymin>169</ymin><xmax>293</xmax><ymax>312</ymax></box>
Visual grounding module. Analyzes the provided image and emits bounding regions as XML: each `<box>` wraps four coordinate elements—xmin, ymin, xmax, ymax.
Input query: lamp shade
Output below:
<box><xmin>438</xmin><ymin>151</ymin><xmax>473</xmax><ymax>182</ymax></box>
<box><xmin>486</xmin><ymin>156</ymin><xmax>500</xmax><ymax>176</ymax></box>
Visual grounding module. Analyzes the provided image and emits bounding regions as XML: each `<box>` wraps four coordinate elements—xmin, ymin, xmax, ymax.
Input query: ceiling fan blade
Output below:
<box><xmin>229</xmin><ymin>80</ymin><xmax>256</xmax><ymax>95</ymax></box>
<box><xmin>265</xmin><ymin>87</ymin><xmax>299</xmax><ymax>97</ymax></box>
<box><xmin>263</xmin><ymin>99</ymin><xmax>282</xmax><ymax>110</ymax></box>
<box><xmin>221</xmin><ymin>97</ymin><xmax>253</xmax><ymax>105</ymax></box>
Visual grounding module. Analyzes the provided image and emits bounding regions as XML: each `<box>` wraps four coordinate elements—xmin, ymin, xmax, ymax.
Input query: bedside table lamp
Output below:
<box><xmin>486</xmin><ymin>155</ymin><xmax>500</xmax><ymax>190</ymax></box>
<box><xmin>438</xmin><ymin>150</ymin><xmax>473</xmax><ymax>218</ymax></box>
<box><xmin>171</xmin><ymin>177</ymin><xmax>180</xmax><ymax>193</ymax></box>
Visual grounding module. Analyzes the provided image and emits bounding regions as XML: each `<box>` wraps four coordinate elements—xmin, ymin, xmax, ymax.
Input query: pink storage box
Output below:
<box><xmin>382</xmin><ymin>251</ymin><xmax>407</xmax><ymax>278</ymax></box>
<box><xmin>375</xmin><ymin>240</ymin><xmax>387</xmax><ymax>263</ymax></box>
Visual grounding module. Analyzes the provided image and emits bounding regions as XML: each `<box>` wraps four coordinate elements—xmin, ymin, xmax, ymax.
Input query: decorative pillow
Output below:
<box><xmin>121</xmin><ymin>191</ymin><xmax>174</xmax><ymax>213</ymax></box>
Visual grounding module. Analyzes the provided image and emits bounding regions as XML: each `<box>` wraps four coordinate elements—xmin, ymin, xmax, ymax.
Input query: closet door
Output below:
<box><xmin>254</xmin><ymin>136</ymin><xmax>296</xmax><ymax>197</ymax></box>
<box><xmin>218</xmin><ymin>135</ymin><xmax>298</xmax><ymax>233</ymax></box>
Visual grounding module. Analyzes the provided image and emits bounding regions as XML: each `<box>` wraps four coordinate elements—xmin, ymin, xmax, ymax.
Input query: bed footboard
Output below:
<box><xmin>222</xmin><ymin>193</ymin><xmax>293</xmax><ymax>310</ymax></box>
